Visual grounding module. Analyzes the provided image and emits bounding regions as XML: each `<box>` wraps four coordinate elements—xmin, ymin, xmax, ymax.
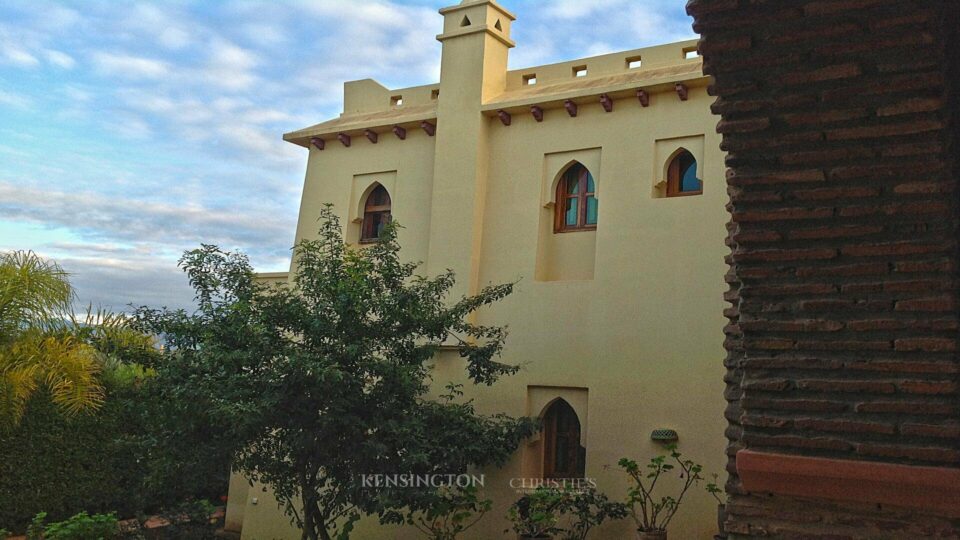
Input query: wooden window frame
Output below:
<box><xmin>554</xmin><ymin>165</ymin><xmax>598</xmax><ymax>233</ymax></box>
<box><xmin>360</xmin><ymin>186</ymin><xmax>392</xmax><ymax>244</ymax></box>
<box><xmin>542</xmin><ymin>399</ymin><xmax>585</xmax><ymax>479</ymax></box>
<box><xmin>666</xmin><ymin>151</ymin><xmax>703</xmax><ymax>197</ymax></box>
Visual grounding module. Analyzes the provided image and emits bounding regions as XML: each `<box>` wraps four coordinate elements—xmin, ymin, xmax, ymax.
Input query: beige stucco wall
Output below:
<box><xmin>234</xmin><ymin>1</ymin><xmax>726</xmax><ymax>539</ymax></box>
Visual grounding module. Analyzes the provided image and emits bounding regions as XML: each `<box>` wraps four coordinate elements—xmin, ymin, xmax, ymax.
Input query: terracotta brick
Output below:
<box><xmin>739</xmin><ymin>319</ymin><xmax>843</xmax><ymax>332</ymax></box>
<box><xmin>742</xmin><ymin>379</ymin><xmax>794</xmax><ymax>392</ymax></box>
<box><xmin>824</xmin><ymin>119</ymin><xmax>944</xmax><ymax>141</ymax></box>
<box><xmin>741</xmin><ymin>414</ymin><xmax>792</xmax><ymax>429</ymax></box>
<box><xmin>877</xmin><ymin>97</ymin><xmax>945</xmax><ymax>117</ymax></box>
<box><xmin>845</xmin><ymin>319</ymin><xmax>901</xmax><ymax>331</ymax></box>
<box><xmin>744</xmin><ymin>338</ymin><xmax>795</xmax><ymax>350</ymax></box>
<box><xmin>880</xmin><ymin>141</ymin><xmax>942</xmax><ymax>158</ymax></box>
<box><xmin>782</xmin><ymin>108</ymin><xmax>868</xmax><ymax>126</ymax></box>
<box><xmin>732</xmin><ymin>229</ymin><xmax>782</xmax><ymax>243</ymax></box>
<box><xmin>740</xmin><ymin>397</ymin><xmax>849</xmax><ymax>413</ymax></box>
<box><xmin>730</xmin><ymin>189</ymin><xmax>784</xmax><ymax>203</ymax></box>
<box><xmin>803</xmin><ymin>0</ymin><xmax>900</xmax><ymax>15</ymax></box>
<box><xmin>796</xmin><ymin>340</ymin><xmax>892</xmax><ymax>351</ymax></box>
<box><xmin>781</xmin><ymin>63</ymin><xmax>862</xmax><ymax>85</ymax></box>
<box><xmin>895</xmin><ymin>296</ymin><xmax>956</xmax><ymax>312</ymax></box>
<box><xmin>898</xmin><ymin>380</ymin><xmax>958</xmax><ymax>395</ymax></box>
<box><xmin>795</xmin><ymin>262</ymin><xmax>888</xmax><ymax>278</ymax></box>
<box><xmin>789</xmin><ymin>225</ymin><xmax>882</xmax><ymax>240</ymax></box>
<box><xmin>727</xmin><ymin>169</ymin><xmax>825</xmax><ymax>186</ymax></box>
<box><xmin>883</xmin><ymin>279</ymin><xmax>951</xmax><ymax>293</ymax></box>
<box><xmin>856</xmin><ymin>443</ymin><xmax>960</xmax><ymax>464</ymax></box>
<box><xmin>900</xmin><ymin>423</ymin><xmax>960</xmax><ymax>439</ymax></box>
<box><xmin>798</xmin><ymin>299</ymin><xmax>889</xmax><ymax>312</ymax></box>
<box><xmin>855</xmin><ymin>401</ymin><xmax>957</xmax><ymax>415</ymax></box>
<box><xmin>711</xmin><ymin>97</ymin><xmax>773</xmax><ymax>115</ymax></box>
<box><xmin>743</xmin><ymin>283</ymin><xmax>836</xmax><ymax>296</ymax></box>
<box><xmin>717</xmin><ymin>116</ymin><xmax>771</xmax><ymax>134</ymax></box>
<box><xmin>735</xmin><ymin>248</ymin><xmax>837</xmax><ymax>263</ymax></box>
<box><xmin>846</xmin><ymin>360</ymin><xmax>960</xmax><ymax>374</ymax></box>
<box><xmin>743</xmin><ymin>433</ymin><xmax>853</xmax><ymax>452</ymax></box>
<box><xmin>894</xmin><ymin>259</ymin><xmax>954</xmax><ymax>273</ymax></box>
<box><xmin>780</xmin><ymin>147</ymin><xmax>875</xmax><ymax>165</ymax></box>
<box><xmin>842</xmin><ymin>242</ymin><xmax>949</xmax><ymax>257</ymax></box>
<box><xmin>798</xmin><ymin>380</ymin><xmax>896</xmax><ymax>394</ymax></box>
<box><xmin>893</xmin><ymin>181</ymin><xmax>952</xmax><ymax>194</ymax></box>
<box><xmin>894</xmin><ymin>338</ymin><xmax>957</xmax><ymax>352</ymax></box>
<box><xmin>741</xmin><ymin>357</ymin><xmax>844</xmax><ymax>371</ymax></box>
<box><xmin>794</xmin><ymin>418</ymin><xmax>895</xmax><ymax>435</ymax></box>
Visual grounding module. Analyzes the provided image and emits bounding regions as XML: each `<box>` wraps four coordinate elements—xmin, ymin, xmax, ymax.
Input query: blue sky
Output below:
<box><xmin>0</xmin><ymin>0</ymin><xmax>696</xmax><ymax>312</ymax></box>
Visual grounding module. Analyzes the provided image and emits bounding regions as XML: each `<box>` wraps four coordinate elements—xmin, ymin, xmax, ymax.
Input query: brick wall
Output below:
<box><xmin>686</xmin><ymin>0</ymin><xmax>960</xmax><ymax>536</ymax></box>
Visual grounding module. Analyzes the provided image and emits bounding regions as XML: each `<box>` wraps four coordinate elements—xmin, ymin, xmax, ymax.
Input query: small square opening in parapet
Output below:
<box><xmin>626</xmin><ymin>56</ymin><xmax>642</xmax><ymax>69</ymax></box>
<box><xmin>391</xmin><ymin>95</ymin><xmax>403</xmax><ymax>106</ymax></box>
<box><xmin>573</xmin><ymin>65</ymin><xmax>587</xmax><ymax>77</ymax></box>
<box><xmin>523</xmin><ymin>74</ymin><xmax>537</xmax><ymax>86</ymax></box>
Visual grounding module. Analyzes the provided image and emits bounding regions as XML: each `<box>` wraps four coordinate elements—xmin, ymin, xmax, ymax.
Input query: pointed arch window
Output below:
<box><xmin>360</xmin><ymin>185</ymin><xmax>391</xmax><ymax>243</ymax></box>
<box><xmin>554</xmin><ymin>163</ymin><xmax>597</xmax><ymax>233</ymax></box>
<box><xmin>542</xmin><ymin>399</ymin><xmax>585</xmax><ymax>479</ymax></box>
<box><xmin>666</xmin><ymin>150</ymin><xmax>702</xmax><ymax>197</ymax></box>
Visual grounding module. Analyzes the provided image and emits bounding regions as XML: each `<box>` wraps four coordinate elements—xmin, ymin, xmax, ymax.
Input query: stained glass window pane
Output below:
<box><xmin>586</xmin><ymin>196</ymin><xmax>597</xmax><ymax>224</ymax></box>
<box><xmin>586</xmin><ymin>172</ymin><xmax>595</xmax><ymax>193</ymax></box>
<box><xmin>680</xmin><ymin>158</ymin><xmax>702</xmax><ymax>192</ymax></box>
<box><xmin>565</xmin><ymin>197</ymin><xmax>578</xmax><ymax>226</ymax></box>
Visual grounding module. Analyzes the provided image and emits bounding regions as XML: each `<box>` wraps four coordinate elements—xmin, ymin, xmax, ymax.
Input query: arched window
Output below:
<box><xmin>666</xmin><ymin>150</ymin><xmax>702</xmax><ymax>197</ymax></box>
<box><xmin>542</xmin><ymin>399</ymin><xmax>585</xmax><ymax>479</ymax></box>
<box><xmin>360</xmin><ymin>185</ymin><xmax>391</xmax><ymax>243</ymax></box>
<box><xmin>554</xmin><ymin>163</ymin><xmax>598</xmax><ymax>232</ymax></box>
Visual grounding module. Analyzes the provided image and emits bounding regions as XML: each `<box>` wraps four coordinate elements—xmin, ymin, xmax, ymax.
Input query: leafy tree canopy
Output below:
<box><xmin>135</xmin><ymin>207</ymin><xmax>536</xmax><ymax>540</ymax></box>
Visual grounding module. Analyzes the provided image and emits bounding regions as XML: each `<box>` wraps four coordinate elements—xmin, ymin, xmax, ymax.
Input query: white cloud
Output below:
<box><xmin>0</xmin><ymin>181</ymin><xmax>294</xmax><ymax>250</ymax></box>
<box><xmin>37</xmin><ymin>5</ymin><xmax>82</xmax><ymax>31</ymax></box>
<box><xmin>158</xmin><ymin>26</ymin><xmax>193</xmax><ymax>50</ymax></box>
<box><xmin>2</xmin><ymin>45</ymin><xmax>39</xmax><ymax>67</ymax></box>
<box><xmin>92</xmin><ymin>52</ymin><xmax>170</xmax><ymax>79</ymax></box>
<box><xmin>0</xmin><ymin>89</ymin><xmax>30</xmax><ymax>108</ymax></box>
<box><xmin>109</xmin><ymin>115</ymin><xmax>154</xmax><ymax>140</ymax></box>
<box><xmin>240</xmin><ymin>23</ymin><xmax>286</xmax><ymax>47</ymax></box>
<box><xmin>45</xmin><ymin>49</ymin><xmax>76</xmax><ymax>69</ymax></box>
<box><xmin>202</xmin><ymin>38</ymin><xmax>260</xmax><ymax>91</ymax></box>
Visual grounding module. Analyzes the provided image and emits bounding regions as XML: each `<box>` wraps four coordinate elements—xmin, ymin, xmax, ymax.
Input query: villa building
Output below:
<box><xmin>226</xmin><ymin>1</ymin><xmax>728</xmax><ymax>538</ymax></box>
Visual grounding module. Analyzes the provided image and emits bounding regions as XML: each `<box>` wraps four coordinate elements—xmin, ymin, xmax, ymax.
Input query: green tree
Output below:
<box><xmin>135</xmin><ymin>206</ymin><xmax>536</xmax><ymax>540</ymax></box>
<box><xmin>0</xmin><ymin>251</ymin><xmax>104</xmax><ymax>427</ymax></box>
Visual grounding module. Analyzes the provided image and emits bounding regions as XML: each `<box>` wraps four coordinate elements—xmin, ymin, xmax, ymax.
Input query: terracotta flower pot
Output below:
<box><xmin>637</xmin><ymin>529</ymin><xmax>667</xmax><ymax>540</ymax></box>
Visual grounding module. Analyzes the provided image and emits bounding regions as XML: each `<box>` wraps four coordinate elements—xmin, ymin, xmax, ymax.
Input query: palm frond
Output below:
<box><xmin>0</xmin><ymin>250</ymin><xmax>74</xmax><ymax>341</ymax></box>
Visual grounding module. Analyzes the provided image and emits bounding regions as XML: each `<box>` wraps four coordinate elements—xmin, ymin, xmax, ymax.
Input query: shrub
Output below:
<box><xmin>619</xmin><ymin>445</ymin><xmax>707</xmax><ymax>534</ymax></box>
<box><xmin>505</xmin><ymin>487</ymin><xmax>566</xmax><ymax>538</ymax></box>
<box><xmin>557</xmin><ymin>485</ymin><xmax>628</xmax><ymax>540</ymax></box>
<box><xmin>0</xmin><ymin>375</ymin><xmax>227</xmax><ymax>532</ymax></box>
<box><xmin>42</xmin><ymin>512</ymin><xmax>118</xmax><ymax>540</ymax></box>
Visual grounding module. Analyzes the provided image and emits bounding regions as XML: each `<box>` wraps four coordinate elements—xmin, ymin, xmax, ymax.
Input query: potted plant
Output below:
<box><xmin>706</xmin><ymin>474</ymin><xmax>726</xmax><ymax>538</ymax></box>
<box><xmin>505</xmin><ymin>486</ymin><xmax>566</xmax><ymax>539</ymax></box>
<box><xmin>618</xmin><ymin>445</ymin><xmax>707</xmax><ymax>540</ymax></box>
<box><xmin>557</xmin><ymin>485</ymin><xmax>629</xmax><ymax>540</ymax></box>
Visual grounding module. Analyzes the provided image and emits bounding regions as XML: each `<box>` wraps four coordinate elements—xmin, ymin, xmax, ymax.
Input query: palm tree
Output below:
<box><xmin>0</xmin><ymin>251</ymin><xmax>104</xmax><ymax>428</ymax></box>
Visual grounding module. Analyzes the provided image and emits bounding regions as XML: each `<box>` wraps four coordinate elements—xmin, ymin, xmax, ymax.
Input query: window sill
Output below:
<box><xmin>553</xmin><ymin>226</ymin><xmax>597</xmax><ymax>234</ymax></box>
